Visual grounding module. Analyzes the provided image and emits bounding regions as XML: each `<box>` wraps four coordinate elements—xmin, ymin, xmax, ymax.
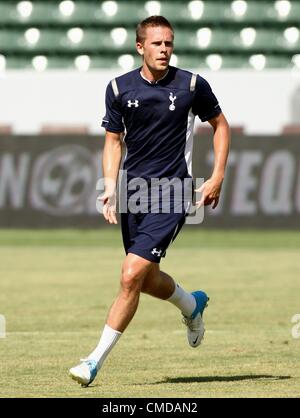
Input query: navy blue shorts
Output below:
<box><xmin>120</xmin><ymin>177</ymin><xmax>193</xmax><ymax>263</ymax></box>
<box><xmin>121</xmin><ymin>211</ymin><xmax>187</xmax><ymax>263</ymax></box>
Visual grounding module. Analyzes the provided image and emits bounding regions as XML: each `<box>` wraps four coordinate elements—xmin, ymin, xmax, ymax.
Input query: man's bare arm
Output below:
<box><xmin>196</xmin><ymin>112</ymin><xmax>231</xmax><ymax>209</ymax></box>
<box><xmin>100</xmin><ymin>131</ymin><xmax>123</xmax><ymax>224</ymax></box>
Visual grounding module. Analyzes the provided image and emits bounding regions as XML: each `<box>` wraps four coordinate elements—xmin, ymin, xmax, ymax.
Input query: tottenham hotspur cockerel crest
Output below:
<box><xmin>169</xmin><ymin>92</ymin><xmax>177</xmax><ymax>111</ymax></box>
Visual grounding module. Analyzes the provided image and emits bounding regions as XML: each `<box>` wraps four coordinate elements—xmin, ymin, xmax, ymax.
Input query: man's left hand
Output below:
<box><xmin>195</xmin><ymin>176</ymin><xmax>223</xmax><ymax>209</ymax></box>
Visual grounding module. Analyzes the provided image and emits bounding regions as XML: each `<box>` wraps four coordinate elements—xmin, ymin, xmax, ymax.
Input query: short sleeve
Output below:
<box><xmin>101</xmin><ymin>81</ymin><xmax>125</xmax><ymax>133</ymax></box>
<box><xmin>192</xmin><ymin>75</ymin><xmax>222</xmax><ymax>122</ymax></box>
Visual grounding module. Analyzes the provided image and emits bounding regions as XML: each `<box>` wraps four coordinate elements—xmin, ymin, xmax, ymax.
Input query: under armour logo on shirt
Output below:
<box><xmin>151</xmin><ymin>248</ymin><xmax>162</xmax><ymax>257</ymax></box>
<box><xmin>169</xmin><ymin>92</ymin><xmax>177</xmax><ymax>111</ymax></box>
<box><xmin>127</xmin><ymin>100</ymin><xmax>139</xmax><ymax>108</ymax></box>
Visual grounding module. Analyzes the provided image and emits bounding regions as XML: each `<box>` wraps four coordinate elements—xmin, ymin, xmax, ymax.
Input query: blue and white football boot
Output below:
<box><xmin>182</xmin><ymin>290</ymin><xmax>209</xmax><ymax>348</ymax></box>
<box><xmin>69</xmin><ymin>359</ymin><xmax>98</xmax><ymax>387</ymax></box>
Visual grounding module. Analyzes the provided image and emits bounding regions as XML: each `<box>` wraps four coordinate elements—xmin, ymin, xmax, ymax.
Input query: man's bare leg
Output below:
<box><xmin>141</xmin><ymin>264</ymin><xmax>175</xmax><ymax>299</ymax></box>
<box><xmin>141</xmin><ymin>264</ymin><xmax>209</xmax><ymax>348</ymax></box>
<box><xmin>141</xmin><ymin>264</ymin><xmax>197</xmax><ymax>316</ymax></box>
<box><xmin>106</xmin><ymin>253</ymin><xmax>154</xmax><ymax>332</ymax></box>
<box><xmin>69</xmin><ymin>253</ymin><xmax>154</xmax><ymax>384</ymax></box>
<box><xmin>85</xmin><ymin>254</ymin><xmax>153</xmax><ymax>362</ymax></box>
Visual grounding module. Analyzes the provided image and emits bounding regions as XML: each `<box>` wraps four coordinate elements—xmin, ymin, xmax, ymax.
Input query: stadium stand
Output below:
<box><xmin>0</xmin><ymin>0</ymin><xmax>299</xmax><ymax>70</ymax></box>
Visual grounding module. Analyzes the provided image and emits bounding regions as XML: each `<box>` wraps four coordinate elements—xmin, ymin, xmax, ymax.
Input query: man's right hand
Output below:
<box><xmin>98</xmin><ymin>190</ymin><xmax>117</xmax><ymax>224</ymax></box>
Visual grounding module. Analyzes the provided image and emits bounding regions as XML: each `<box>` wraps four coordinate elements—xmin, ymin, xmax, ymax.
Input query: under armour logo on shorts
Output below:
<box><xmin>151</xmin><ymin>248</ymin><xmax>162</xmax><ymax>257</ymax></box>
<box><xmin>127</xmin><ymin>100</ymin><xmax>139</xmax><ymax>108</ymax></box>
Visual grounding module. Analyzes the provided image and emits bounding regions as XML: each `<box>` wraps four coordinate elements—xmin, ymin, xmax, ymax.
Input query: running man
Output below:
<box><xmin>70</xmin><ymin>16</ymin><xmax>230</xmax><ymax>386</ymax></box>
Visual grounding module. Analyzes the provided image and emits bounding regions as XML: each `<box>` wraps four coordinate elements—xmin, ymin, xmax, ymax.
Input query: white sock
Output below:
<box><xmin>87</xmin><ymin>324</ymin><xmax>122</xmax><ymax>369</ymax></box>
<box><xmin>167</xmin><ymin>284</ymin><xmax>196</xmax><ymax>317</ymax></box>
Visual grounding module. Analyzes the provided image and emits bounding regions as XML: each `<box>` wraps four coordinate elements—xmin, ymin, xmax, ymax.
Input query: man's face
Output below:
<box><xmin>136</xmin><ymin>26</ymin><xmax>174</xmax><ymax>72</ymax></box>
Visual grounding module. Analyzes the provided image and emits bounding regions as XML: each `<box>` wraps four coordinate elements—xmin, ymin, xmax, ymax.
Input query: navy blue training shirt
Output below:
<box><xmin>101</xmin><ymin>66</ymin><xmax>221</xmax><ymax>182</ymax></box>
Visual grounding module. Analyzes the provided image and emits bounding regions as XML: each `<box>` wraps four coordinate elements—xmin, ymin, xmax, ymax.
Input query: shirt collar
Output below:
<box><xmin>140</xmin><ymin>68</ymin><xmax>170</xmax><ymax>84</ymax></box>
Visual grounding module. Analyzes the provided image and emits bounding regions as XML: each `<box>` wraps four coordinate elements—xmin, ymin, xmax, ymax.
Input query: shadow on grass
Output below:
<box><xmin>152</xmin><ymin>375</ymin><xmax>291</xmax><ymax>384</ymax></box>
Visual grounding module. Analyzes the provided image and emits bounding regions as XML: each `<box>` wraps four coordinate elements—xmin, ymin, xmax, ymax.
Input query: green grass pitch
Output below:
<box><xmin>0</xmin><ymin>229</ymin><xmax>299</xmax><ymax>398</ymax></box>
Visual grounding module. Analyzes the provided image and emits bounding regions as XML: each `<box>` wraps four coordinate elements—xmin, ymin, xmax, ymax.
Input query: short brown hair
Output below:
<box><xmin>136</xmin><ymin>15</ymin><xmax>174</xmax><ymax>43</ymax></box>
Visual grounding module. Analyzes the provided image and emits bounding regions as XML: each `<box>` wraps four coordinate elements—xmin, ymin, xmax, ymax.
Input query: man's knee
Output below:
<box><xmin>121</xmin><ymin>256</ymin><xmax>152</xmax><ymax>293</ymax></box>
<box><xmin>121</xmin><ymin>268</ymin><xmax>141</xmax><ymax>292</ymax></box>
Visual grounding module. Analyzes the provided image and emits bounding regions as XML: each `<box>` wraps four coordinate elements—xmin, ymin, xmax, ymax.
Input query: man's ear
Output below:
<box><xmin>136</xmin><ymin>42</ymin><xmax>144</xmax><ymax>57</ymax></box>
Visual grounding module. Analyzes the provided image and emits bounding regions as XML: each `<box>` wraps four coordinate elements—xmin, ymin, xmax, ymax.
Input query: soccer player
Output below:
<box><xmin>70</xmin><ymin>16</ymin><xmax>230</xmax><ymax>387</ymax></box>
